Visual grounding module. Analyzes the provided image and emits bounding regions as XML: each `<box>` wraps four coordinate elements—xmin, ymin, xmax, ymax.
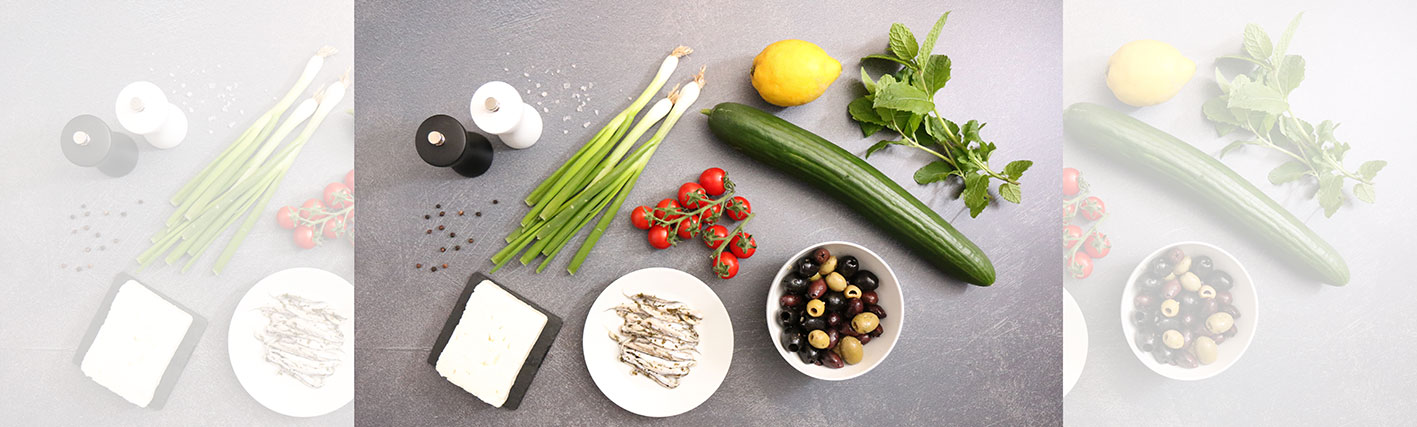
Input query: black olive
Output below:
<box><xmin>1134</xmin><ymin>294</ymin><xmax>1154</xmax><ymax>309</ymax></box>
<box><xmin>1208</xmin><ymin>271</ymin><xmax>1234</xmax><ymax>291</ymax></box>
<box><xmin>795</xmin><ymin>257</ymin><xmax>820</xmax><ymax>278</ymax></box>
<box><xmin>779</xmin><ymin>294</ymin><xmax>803</xmax><ymax>309</ymax></box>
<box><xmin>811</xmin><ymin>247</ymin><xmax>831</xmax><ymax>264</ymax></box>
<box><xmin>1134</xmin><ymin>331</ymin><xmax>1157</xmax><ymax>352</ymax></box>
<box><xmin>823</xmin><ymin>292</ymin><xmax>846</xmax><ymax>312</ymax></box>
<box><xmin>1157</xmin><ymin>317</ymin><xmax>1182</xmax><ymax>333</ymax></box>
<box><xmin>1136</xmin><ymin>275</ymin><xmax>1162</xmax><ymax>293</ymax></box>
<box><xmin>780</xmin><ymin>328</ymin><xmax>805</xmax><ymax>353</ymax></box>
<box><xmin>837</xmin><ymin>256</ymin><xmax>860</xmax><ymax>278</ymax></box>
<box><xmin>797</xmin><ymin>346</ymin><xmax>823</xmax><ymax>364</ymax></box>
<box><xmin>781</xmin><ymin>276</ymin><xmax>808</xmax><ymax>295</ymax></box>
<box><xmin>1180</xmin><ymin>313</ymin><xmax>1196</xmax><ymax>328</ymax></box>
<box><xmin>777</xmin><ymin>311</ymin><xmax>799</xmax><ymax>329</ymax></box>
<box><xmin>852</xmin><ymin>271</ymin><xmax>879</xmax><ymax>291</ymax></box>
<box><xmin>1180</xmin><ymin>294</ymin><xmax>1200</xmax><ymax>313</ymax></box>
<box><xmin>1148</xmin><ymin>257</ymin><xmax>1173</xmax><ymax>278</ymax></box>
<box><xmin>806</xmin><ymin>280</ymin><xmax>827</xmax><ymax>299</ymax></box>
<box><xmin>1130</xmin><ymin>310</ymin><xmax>1150</xmax><ymax>326</ymax></box>
<box><xmin>1151</xmin><ymin>346</ymin><xmax>1170</xmax><ymax>364</ymax></box>
<box><xmin>801</xmin><ymin>316</ymin><xmax>827</xmax><ymax>332</ymax></box>
<box><xmin>1191</xmin><ymin>256</ymin><xmax>1215</xmax><ymax>277</ymax></box>
<box><xmin>826</xmin><ymin>312</ymin><xmax>843</xmax><ymax>327</ymax></box>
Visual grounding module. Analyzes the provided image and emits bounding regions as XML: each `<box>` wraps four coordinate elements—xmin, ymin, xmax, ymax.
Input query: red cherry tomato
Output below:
<box><xmin>1063</xmin><ymin>225</ymin><xmax>1084</xmax><ymax>249</ymax></box>
<box><xmin>677</xmin><ymin>182</ymin><xmax>709</xmax><ymax>209</ymax></box>
<box><xmin>729</xmin><ymin>232</ymin><xmax>757</xmax><ymax>259</ymax></box>
<box><xmin>1080</xmin><ymin>196</ymin><xmax>1106</xmax><ymax>221</ymax></box>
<box><xmin>1063</xmin><ymin>167</ymin><xmax>1082</xmax><ymax>196</ymax></box>
<box><xmin>702</xmin><ymin>224</ymin><xmax>729</xmax><ymax>249</ymax></box>
<box><xmin>301</xmin><ymin>199</ymin><xmax>326</xmax><ymax>221</ymax></box>
<box><xmin>1084</xmin><ymin>231</ymin><xmax>1111</xmax><ymax>259</ymax></box>
<box><xmin>276</xmin><ymin>206</ymin><xmax>298</xmax><ymax>229</ymax></box>
<box><xmin>630</xmin><ymin>205</ymin><xmax>653</xmax><ymax>230</ymax></box>
<box><xmin>698</xmin><ymin>203</ymin><xmax>723</xmax><ymax>225</ymax></box>
<box><xmin>324</xmin><ymin>182</ymin><xmax>353</xmax><ymax>209</ymax></box>
<box><xmin>322</xmin><ymin>215</ymin><xmax>345</xmax><ymax>239</ymax></box>
<box><xmin>1063</xmin><ymin>200</ymin><xmax>1078</xmax><ymax>222</ymax></box>
<box><xmin>647</xmin><ymin>225</ymin><xmax>672</xmax><ymax>249</ymax></box>
<box><xmin>1069</xmin><ymin>251</ymin><xmax>1093</xmax><ymax>279</ymax></box>
<box><xmin>344</xmin><ymin>170</ymin><xmax>355</xmax><ymax>192</ymax></box>
<box><xmin>676</xmin><ymin>215</ymin><xmax>700</xmax><ymax>239</ymax></box>
<box><xmin>726</xmin><ymin>196</ymin><xmax>752</xmax><ymax>221</ymax></box>
<box><xmin>293</xmin><ymin>225</ymin><xmax>317</xmax><ymax>249</ymax></box>
<box><xmin>654</xmin><ymin>198</ymin><xmax>682</xmax><ymax>221</ymax></box>
<box><xmin>698</xmin><ymin>167</ymin><xmax>728</xmax><ymax>196</ymax></box>
<box><xmin>713</xmin><ymin>252</ymin><xmax>740</xmax><ymax>279</ymax></box>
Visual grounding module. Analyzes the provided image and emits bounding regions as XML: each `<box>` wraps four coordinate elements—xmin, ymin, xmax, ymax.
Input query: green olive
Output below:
<box><xmin>851</xmin><ymin>312</ymin><xmax>879</xmax><ymax>335</ymax></box>
<box><xmin>1160</xmin><ymin>299</ymin><xmax>1180</xmax><ymax>317</ymax></box>
<box><xmin>806</xmin><ymin>299</ymin><xmax>825</xmax><ymax>317</ymax></box>
<box><xmin>1193</xmin><ymin>336</ymin><xmax>1218</xmax><ymax>364</ymax></box>
<box><xmin>808</xmin><ymin>329</ymin><xmax>830</xmax><ymax>349</ymax></box>
<box><xmin>1206</xmin><ymin>312</ymin><xmax>1234</xmax><ymax>335</ymax></box>
<box><xmin>1162</xmin><ymin>329</ymin><xmax>1184</xmax><ymax>349</ymax></box>
<box><xmin>843</xmin><ymin>285</ymin><xmax>862</xmax><ymax>299</ymax></box>
<box><xmin>1164</xmin><ymin>272</ymin><xmax>1176</xmax><ymax>281</ymax></box>
<box><xmin>1179</xmin><ymin>272</ymin><xmax>1201</xmax><ymax>292</ymax></box>
<box><xmin>1172</xmin><ymin>255</ymin><xmax>1192</xmax><ymax>275</ymax></box>
<box><xmin>818</xmin><ymin>256</ymin><xmax>838</xmax><ymax>275</ymax></box>
<box><xmin>825</xmin><ymin>272</ymin><xmax>848</xmax><ymax>292</ymax></box>
<box><xmin>835</xmin><ymin>336</ymin><xmax>863</xmax><ymax>364</ymax></box>
<box><xmin>1198</xmin><ymin>285</ymin><xmax>1217</xmax><ymax>299</ymax></box>
<box><xmin>808</xmin><ymin>272</ymin><xmax>822</xmax><ymax>282</ymax></box>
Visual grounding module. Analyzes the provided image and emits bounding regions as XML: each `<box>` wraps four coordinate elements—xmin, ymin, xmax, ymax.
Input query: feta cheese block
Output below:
<box><xmin>435</xmin><ymin>280</ymin><xmax>548</xmax><ymax>408</ymax></box>
<box><xmin>80</xmin><ymin>280</ymin><xmax>194</xmax><ymax>407</ymax></box>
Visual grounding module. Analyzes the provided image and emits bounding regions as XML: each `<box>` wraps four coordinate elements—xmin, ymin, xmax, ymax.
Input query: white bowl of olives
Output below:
<box><xmin>766</xmin><ymin>241</ymin><xmax>903</xmax><ymax>380</ymax></box>
<box><xmin>1121</xmin><ymin>241</ymin><xmax>1258</xmax><ymax>381</ymax></box>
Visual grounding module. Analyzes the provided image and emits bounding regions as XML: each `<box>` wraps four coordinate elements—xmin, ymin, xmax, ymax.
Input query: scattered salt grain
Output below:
<box><xmin>583</xmin><ymin>122</ymin><xmax>590</xmax><ymax>128</ymax></box>
<box><xmin>562</xmin><ymin>83</ymin><xmax>571</xmax><ymax>89</ymax></box>
<box><xmin>523</xmin><ymin>72</ymin><xmax>530</xmax><ymax>78</ymax></box>
<box><xmin>541</xmin><ymin>91</ymin><xmax>548</xmax><ymax>97</ymax></box>
<box><xmin>535</xmin><ymin>83</ymin><xmax>541</xmax><ymax>88</ymax></box>
<box><xmin>543</xmin><ymin>107</ymin><xmax>549</xmax><ymax>113</ymax></box>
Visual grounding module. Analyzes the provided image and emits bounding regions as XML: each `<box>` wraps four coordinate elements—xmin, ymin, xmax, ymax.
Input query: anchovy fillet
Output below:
<box><xmin>609</xmin><ymin>293</ymin><xmax>702</xmax><ymax>389</ymax></box>
<box><xmin>256</xmin><ymin>293</ymin><xmax>347</xmax><ymax>388</ymax></box>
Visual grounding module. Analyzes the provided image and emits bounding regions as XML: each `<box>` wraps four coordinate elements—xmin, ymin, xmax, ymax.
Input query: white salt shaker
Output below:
<box><xmin>469</xmin><ymin>81</ymin><xmax>542</xmax><ymax>149</ymax></box>
<box><xmin>115</xmin><ymin>81</ymin><xmax>187</xmax><ymax>149</ymax></box>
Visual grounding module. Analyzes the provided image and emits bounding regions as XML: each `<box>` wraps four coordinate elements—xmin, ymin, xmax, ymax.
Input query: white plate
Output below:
<box><xmin>228</xmin><ymin>267</ymin><xmax>354</xmax><ymax>417</ymax></box>
<box><xmin>582</xmin><ymin>267</ymin><xmax>732</xmax><ymax>418</ymax></box>
<box><xmin>1120</xmin><ymin>241</ymin><xmax>1258</xmax><ymax>381</ymax></box>
<box><xmin>1063</xmin><ymin>289</ymin><xmax>1087</xmax><ymax>396</ymax></box>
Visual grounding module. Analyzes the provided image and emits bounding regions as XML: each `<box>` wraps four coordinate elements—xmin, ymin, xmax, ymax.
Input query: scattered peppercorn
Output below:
<box><xmin>454</xmin><ymin>245</ymin><xmax>461</xmax><ymax>251</ymax></box>
<box><xmin>467</xmin><ymin>238</ymin><xmax>474</xmax><ymax>244</ymax></box>
<box><xmin>492</xmin><ymin>199</ymin><xmax>499</xmax><ymax>204</ymax></box>
<box><xmin>416</xmin><ymin>263</ymin><xmax>423</xmax><ymax>268</ymax></box>
<box><xmin>441</xmin><ymin>263</ymin><xmax>448</xmax><ymax>269</ymax></box>
<box><xmin>440</xmin><ymin>247</ymin><xmax>446</xmax><ymax>252</ymax></box>
<box><xmin>424</xmin><ymin>214</ymin><xmax>430</xmax><ymax>220</ymax></box>
<box><xmin>435</xmin><ymin>204</ymin><xmax>442</xmax><ymax>209</ymax></box>
<box><xmin>437</xmin><ymin>225</ymin><xmax>445</xmax><ymax>230</ymax></box>
<box><xmin>449</xmin><ymin>232</ymin><xmax>456</xmax><ymax>238</ymax></box>
<box><xmin>475</xmin><ymin>212</ymin><xmax>482</xmax><ymax>217</ymax></box>
<box><xmin>431</xmin><ymin>267</ymin><xmax>438</xmax><ymax>272</ymax></box>
<box><xmin>426</xmin><ymin>229</ymin><xmax>433</xmax><ymax>234</ymax></box>
<box><xmin>439</xmin><ymin>211</ymin><xmax>445</xmax><ymax>217</ymax></box>
<box><xmin>458</xmin><ymin>210</ymin><xmax>464</xmax><ymax>216</ymax></box>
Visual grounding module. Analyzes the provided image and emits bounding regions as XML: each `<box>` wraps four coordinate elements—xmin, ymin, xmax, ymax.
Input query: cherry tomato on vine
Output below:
<box><xmin>677</xmin><ymin>182</ymin><xmax>709</xmax><ymax>209</ymax></box>
<box><xmin>1063</xmin><ymin>225</ymin><xmax>1084</xmax><ymax>249</ymax></box>
<box><xmin>630</xmin><ymin>205</ymin><xmax>653</xmax><ymax>230</ymax></box>
<box><xmin>1063</xmin><ymin>200</ymin><xmax>1078</xmax><ymax>222</ymax></box>
<box><xmin>276</xmin><ymin>206</ymin><xmax>298</xmax><ymax>229</ymax></box>
<box><xmin>323</xmin><ymin>215</ymin><xmax>345</xmax><ymax>239</ymax></box>
<box><xmin>713</xmin><ymin>252</ymin><xmax>740</xmax><ymax>279</ymax></box>
<box><xmin>647</xmin><ymin>225</ymin><xmax>672</xmax><ymax>249</ymax></box>
<box><xmin>698</xmin><ymin>167</ymin><xmax>728</xmax><ymax>196</ymax></box>
<box><xmin>1063</xmin><ymin>167</ymin><xmax>1082</xmax><ymax>196</ymax></box>
<box><xmin>1079</xmin><ymin>196</ymin><xmax>1106</xmax><ymax>221</ymax></box>
<box><xmin>725</xmin><ymin>196</ymin><xmax>751</xmax><ymax>221</ymax></box>
<box><xmin>293</xmin><ymin>226</ymin><xmax>317</xmax><ymax>249</ymax></box>
<box><xmin>1069</xmin><ymin>251</ymin><xmax>1093</xmax><ymax>279</ymax></box>
<box><xmin>702</xmin><ymin>224</ymin><xmax>729</xmax><ymax>249</ymax></box>
<box><xmin>301</xmin><ymin>199</ymin><xmax>327</xmax><ymax>221</ymax></box>
<box><xmin>729</xmin><ymin>232</ymin><xmax>757</xmax><ymax>259</ymax></box>
<box><xmin>324</xmin><ymin>182</ymin><xmax>353</xmax><ymax>209</ymax></box>
<box><xmin>676</xmin><ymin>215</ymin><xmax>700</xmax><ymax>239</ymax></box>
<box><xmin>1084</xmin><ymin>232</ymin><xmax>1111</xmax><ymax>259</ymax></box>
<box><xmin>654</xmin><ymin>198</ymin><xmax>682</xmax><ymax>221</ymax></box>
<box><xmin>698</xmin><ymin>203</ymin><xmax>723</xmax><ymax>225</ymax></box>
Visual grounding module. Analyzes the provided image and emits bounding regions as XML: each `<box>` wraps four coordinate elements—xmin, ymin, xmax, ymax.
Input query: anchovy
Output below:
<box><xmin>610</xmin><ymin>293</ymin><xmax>702</xmax><ymax>389</ymax></box>
<box><xmin>255</xmin><ymin>293</ymin><xmax>347</xmax><ymax>389</ymax></box>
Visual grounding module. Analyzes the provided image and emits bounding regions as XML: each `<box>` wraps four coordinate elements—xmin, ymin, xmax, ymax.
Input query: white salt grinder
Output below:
<box><xmin>115</xmin><ymin>81</ymin><xmax>187</xmax><ymax>149</ymax></box>
<box><xmin>469</xmin><ymin>81</ymin><xmax>542</xmax><ymax>149</ymax></box>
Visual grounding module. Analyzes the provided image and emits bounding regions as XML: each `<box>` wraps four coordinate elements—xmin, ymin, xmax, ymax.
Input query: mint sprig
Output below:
<box><xmin>848</xmin><ymin>12</ymin><xmax>1031</xmax><ymax>218</ymax></box>
<box><xmin>1203</xmin><ymin>13</ymin><xmax>1386</xmax><ymax>217</ymax></box>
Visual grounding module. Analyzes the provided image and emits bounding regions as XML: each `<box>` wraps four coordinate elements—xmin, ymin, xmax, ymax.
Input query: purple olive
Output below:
<box><xmin>1212</xmin><ymin>333</ymin><xmax>1227</xmax><ymax>345</ymax></box>
<box><xmin>1134</xmin><ymin>294</ymin><xmax>1155</xmax><ymax>309</ymax></box>
<box><xmin>1201</xmin><ymin>298</ymin><xmax>1220</xmax><ymax>315</ymax></box>
<box><xmin>1221</xmin><ymin>304</ymin><xmax>1241</xmax><ymax>319</ymax></box>
<box><xmin>1161</xmin><ymin>280</ymin><xmax>1182</xmax><ymax>299</ymax></box>
<box><xmin>845</xmin><ymin>299</ymin><xmax>865</xmax><ymax>317</ymax></box>
<box><xmin>867</xmin><ymin>304</ymin><xmax>887</xmax><ymax>319</ymax></box>
<box><xmin>838</xmin><ymin>323</ymin><xmax>862</xmax><ymax>337</ymax></box>
<box><xmin>1174</xmin><ymin>350</ymin><xmax>1199</xmax><ymax>368</ymax></box>
<box><xmin>806</xmin><ymin>279</ymin><xmax>827</xmax><ymax>299</ymax></box>
<box><xmin>821</xmin><ymin>350</ymin><xmax>845</xmax><ymax>369</ymax></box>
<box><xmin>1165</xmin><ymin>247</ymin><xmax>1186</xmax><ymax>264</ymax></box>
<box><xmin>858</xmin><ymin>334</ymin><xmax>872</xmax><ymax>345</ymax></box>
<box><xmin>826</xmin><ymin>312</ymin><xmax>843</xmax><ymax>327</ymax></box>
<box><xmin>869</xmin><ymin>325</ymin><xmax>883</xmax><ymax>337</ymax></box>
<box><xmin>1216</xmin><ymin>291</ymin><xmax>1233</xmax><ymax>306</ymax></box>
<box><xmin>1223</xmin><ymin>325</ymin><xmax>1238</xmax><ymax>338</ymax></box>
<box><xmin>861</xmin><ymin>291</ymin><xmax>879</xmax><ymax>305</ymax></box>
<box><xmin>780</xmin><ymin>294</ymin><xmax>803</xmax><ymax>308</ymax></box>
<box><xmin>811</xmin><ymin>247</ymin><xmax>831</xmax><ymax>264</ymax></box>
<box><xmin>826</xmin><ymin>328</ymin><xmax>840</xmax><ymax>349</ymax></box>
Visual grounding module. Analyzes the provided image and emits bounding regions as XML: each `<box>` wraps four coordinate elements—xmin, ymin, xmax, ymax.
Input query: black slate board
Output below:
<box><xmin>72</xmin><ymin>273</ymin><xmax>206</xmax><ymax>410</ymax></box>
<box><xmin>428</xmin><ymin>272</ymin><xmax>562</xmax><ymax>410</ymax></box>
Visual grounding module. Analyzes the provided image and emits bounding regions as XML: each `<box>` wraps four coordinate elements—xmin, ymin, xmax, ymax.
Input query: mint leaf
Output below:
<box><xmin>888</xmin><ymin>23</ymin><xmax>919</xmax><ymax>62</ymax></box>
<box><xmin>922</xmin><ymin>54</ymin><xmax>952</xmax><ymax>93</ymax></box>
<box><xmin>860</xmin><ymin>67</ymin><xmax>877</xmax><ymax>95</ymax></box>
<box><xmin>862</xmin><ymin>54</ymin><xmax>916</xmax><ymax>70</ymax></box>
<box><xmin>917</xmin><ymin>12</ymin><xmax>950</xmax><ymax>64</ymax></box>
<box><xmin>961</xmin><ymin>120</ymin><xmax>984</xmax><ymax>142</ymax></box>
<box><xmin>1274</xmin><ymin>13</ymin><xmax>1304</xmax><ymax>61</ymax></box>
<box><xmin>1227</xmin><ymin>81</ymin><xmax>1288</xmax><ymax>114</ymax></box>
<box><xmin>913</xmin><ymin>161</ymin><xmax>956</xmax><ymax>184</ymax></box>
<box><xmin>1219</xmin><ymin>140</ymin><xmax>1258</xmax><ymax>158</ymax></box>
<box><xmin>1277</xmin><ymin>55</ymin><xmax>1305</xmax><ymax>94</ymax></box>
<box><xmin>865</xmin><ymin>140</ymin><xmax>904</xmax><ymax>158</ymax></box>
<box><xmin>1353</xmin><ymin>182</ymin><xmax>1376</xmax><ymax>203</ymax></box>
<box><xmin>1316</xmin><ymin>120</ymin><xmax>1338</xmax><ymax>143</ymax></box>
<box><xmin>858</xmin><ymin>122</ymin><xmax>884</xmax><ymax>138</ymax></box>
<box><xmin>923</xmin><ymin>115</ymin><xmax>949</xmax><ymax>142</ymax></box>
<box><xmin>849</xmin><ymin>96</ymin><xmax>886</xmax><ymax>125</ymax></box>
<box><xmin>873</xmin><ymin>81</ymin><xmax>935</xmax><ymax>114</ymax></box>
<box><xmin>1243</xmin><ymin>23</ymin><xmax>1273</xmax><ymax>62</ymax></box>
<box><xmin>1359</xmin><ymin>160</ymin><xmax>1387</xmax><ymax>180</ymax></box>
<box><xmin>999</xmin><ymin>182</ymin><xmax>1022</xmax><ymax>204</ymax></box>
<box><xmin>1003</xmin><ymin>160</ymin><xmax>1032</xmax><ymax>180</ymax></box>
<box><xmin>1317</xmin><ymin>174</ymin><xmax>1344</xmax><ymax>217</ymax></box>
<box><xmin>1203</xmin><ymin>96</ymin><xmax>1243</xmax><ymax>126</ymax></box>
<box><xmin>1214</xmin><ymin>68</ymin><xmax>1232</xmax><ymax>94</ymax></box>
<box><xmin>1268</xmin><ymin>160</ymin><xmax>1309</xmax><ymax>184</ymax></box>
<box><xmin>962</xmin><ymin>173</ymin><xmax>989</xmax><ymax>217</ymax></box>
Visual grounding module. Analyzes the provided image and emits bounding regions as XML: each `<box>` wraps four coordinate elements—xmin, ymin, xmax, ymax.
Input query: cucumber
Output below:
<box><xmin>1064</xmin><ymin>102</ymin><xmax>1350</xmax><ymax>286</ymax></box>
<box><xmin>703</xmin><ymin>103</ymin><xmax>995</xmax><ymax>286</ymax></box>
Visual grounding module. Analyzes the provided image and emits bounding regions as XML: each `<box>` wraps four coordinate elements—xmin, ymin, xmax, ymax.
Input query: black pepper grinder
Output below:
<box><xmin>415</xmin><ymin>114</ymin><xmax>493</xmax><ymax>178</ymax></box>
<box><xmin>61</xmin><ymin>114</ymin><xmax>139</xmax><ymax>177</ymax></box>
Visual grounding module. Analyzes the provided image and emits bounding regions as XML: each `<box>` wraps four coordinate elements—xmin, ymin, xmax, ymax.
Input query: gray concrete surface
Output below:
<box><xmin>354</xmin><ymin>0</ymin><xmax>1061</xmax><ymax>425</ymax></box>
<box><xmin>1063</xmin><ymin>0</ymin><xmax>1417</xmax><ymax>424</ymax></box>
<box><xmin>0</xmin><ymin>1</ymin><xmax>354</xmax><ymax>424</ymax></box>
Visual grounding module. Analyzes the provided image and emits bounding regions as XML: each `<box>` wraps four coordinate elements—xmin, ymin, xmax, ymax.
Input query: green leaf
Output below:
<box><xmin>918</xmin><ymin>12</ymin><xmax>950</xmax><ymax>63</ymax></box>
<box><xmin>1227</xmin><ymin>81</ymin><xmax>1288</xmax><ymax>114</ymax></box>
<box><xmin>860</xmin><ymin>67</ymin><xmax>877</xmax><ymax>95</ymax></box>
<box><xmin>1003</xmin><ymin>160</ymin><xmax>1032</xmax><ymax>180</ymax></box>
<box><xmin>962</xmin><ymin>173</ymin><xmax>990</xmax><ymax>217</ymax></box>
<box><xmin>913</xmin><ymin>160</ymin><xmax>956</xmax><ymax>184</ymax></box>
<box><xmin>1203</xmin><ymin>96</ymin><xmax>1243</xmax><ymax>126</ymax></box>
<box><xmin>1274</xmin><ymin>13</ymin><xmax>1304</xmax><ymax>61</ymax></box>
<box><xmin>961</xmin><ymin>120</ymin><xmax>984</xmax><ymax>142</ymax></box>
<box><xmin>857</xmin><ymin>121</ymin><xmax>884</xmax><ymax>138</ymax></box>
<box><xmin>904</xmin><ymin>114</ymin><xmax>923</xmax><ymax>137</ymax></box>
<box><xmin>1316</xmin><ymin>120</ymin><xmax>1338</xmax><ymax>143</ymax></box>
<box><xmin>888</xmin><ymin>23</ymin><xmax>919</xmax><ymax>63</ymax></box>
<box><xmin>1359</xmin><ymin>160</ymin><xmax>1387</xmax><ymax>180</ymax></box>
<box><xmin>1220</xmin><ymin>55</ymin><xmax>1271</xmax><ymax>69</ymax></box>
<box><xmin>872</xmin><ymin>81</ymin><xmax>936</xmax><ymax>114</ymax></box>
<box><xmin>1214</xmin><ymin>68</ymin><xmax>1232</xmax><ymax>94</ymax></box>
<box><xmin>862</xmin><ymin>54</ymin><xmax>916</xmax><ymax>70</ymax></box>
<box><xmin>865</xmin><ymin>140</ymin><xmax>905</xmax><ymax>158</ymax></box>
<box><xmin>922</xmin><ymin>54</ymin><xmax>952</xmax><ymax>92</ymax></box>
<box><xmin>923</xmin><ymin>115</ymin><xmax>949</xmax><ymax>142</ymax></box>
<box><xmin>1219</xmin><ymin>140</ymin><xmax>1258</xmax><ymax>158</ymax></box>
<box><xmin>998</xmin><ymin>182</ymin><xmax>1022</xmax><ymax>204</ymax></box>
<box><xmin>1317</xmin><ymin>174</ymin><xmax>1344</xmax><ymax>217</ymax></box>
<box><xmin>1353</xmin><ymin>182</ymin><xmax>1376</xmax><ymax>204</ymax></box>
<box><xmin>1268</xmin><ymin>160</ymin><xmax>1309</xmax><ymax>184</ymax></box>
<box><xmin>1277</xmin><ymin>55</ymin><xmax>1305</xmax><ymax>94</ymax></box>
<box><xmin>849</xmin><ymin>96</ymin><xmax>886</xmax><ymax>126</ymax></box>
<box><xmin>1243</xmin><ymin>23</ymin><xmax>1273</xmax><ymax>62</ymax></box>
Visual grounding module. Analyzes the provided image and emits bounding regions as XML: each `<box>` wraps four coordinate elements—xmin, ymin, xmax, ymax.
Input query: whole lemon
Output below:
<box><xmin>751</xmin><ymin>39</ymin><xmax>841</xmax><ymax>107</ymax></box>
<box><xmin>1105</xmin><ymin>40</ymin><xmax>1195</xmax><ymax>107</ymax></box>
